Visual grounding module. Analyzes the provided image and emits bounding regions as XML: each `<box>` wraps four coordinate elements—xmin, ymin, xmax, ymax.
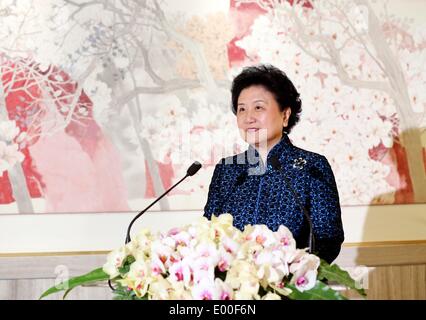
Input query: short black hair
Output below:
<box><xmin>231</xmin><ymin>64</ymin><xmax>302</xmax><ymax>134</ymax></box>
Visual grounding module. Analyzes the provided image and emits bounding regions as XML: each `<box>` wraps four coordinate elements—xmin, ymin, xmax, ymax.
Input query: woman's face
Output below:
<box><xmin>236</xmin><ymin>85</ymin><xmax>291</xmax><ymax>149</ymax></box>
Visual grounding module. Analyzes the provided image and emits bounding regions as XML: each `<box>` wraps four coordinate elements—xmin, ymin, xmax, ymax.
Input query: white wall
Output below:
<box><xmin>1</xmin><ymin>203</ymin><xmax>425</xmax><ymax>254</ymax></box>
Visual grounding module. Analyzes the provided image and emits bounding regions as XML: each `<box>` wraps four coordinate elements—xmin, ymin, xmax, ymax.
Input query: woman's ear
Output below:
<box><xmin>283</xmin><ymin>108</ymin><xmax>291</xmax><ymax>127</ymax></box>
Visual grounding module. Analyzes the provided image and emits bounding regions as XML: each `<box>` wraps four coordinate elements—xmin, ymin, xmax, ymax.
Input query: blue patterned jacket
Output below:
<box><xmin>204</xmin><ymin>134</ymin><xmax>344</xmax><ymax>263</ymax></box>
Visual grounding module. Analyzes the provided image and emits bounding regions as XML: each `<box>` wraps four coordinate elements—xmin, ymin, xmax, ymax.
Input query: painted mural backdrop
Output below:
<box><xmin>0</xmin><ymin>0</ymin><xmax>424</xmax><ymax>214</ymax></box>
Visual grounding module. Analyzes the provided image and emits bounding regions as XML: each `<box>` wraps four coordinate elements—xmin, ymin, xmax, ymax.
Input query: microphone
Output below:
<box><xmin>124</xmin><ymin>161</ymin><xmax>202</xmax><ymax>244</ymax></box>
<box><xmin>269</xmin><ymin>156</ymin><xmax>315</xmax><ymax>254</ymax></box>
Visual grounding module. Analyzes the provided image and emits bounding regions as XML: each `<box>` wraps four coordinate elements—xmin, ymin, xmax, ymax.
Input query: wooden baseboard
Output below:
<box><xmin>1</xmin><ymin>241</ymin><xmax>425</xmax><ymax>300</ymax></box>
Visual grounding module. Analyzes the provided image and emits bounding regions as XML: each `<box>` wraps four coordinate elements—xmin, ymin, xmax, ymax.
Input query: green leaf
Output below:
<box><xmin>118</xmin><ymin>255</ymin><xmax>136</xmax><ymax>275</ymax></box>
<box><xmin>318</xmin><ymin>259</ymin><xmax>366</xmax><ymax>297</ymax></box>
<box><xmin>39</xmin><ymin>267</ymin><xmax>110</xmax><ymax>300</ymax></box>
<box><xmin>112</xmin><ymin>283</ymin><xmax>148</xmax><ymax>300</ymax></box>
<box><xmin>287</xmin><ymin>281</ymin><xmax>347</xmax><ymax>300</ymax></box>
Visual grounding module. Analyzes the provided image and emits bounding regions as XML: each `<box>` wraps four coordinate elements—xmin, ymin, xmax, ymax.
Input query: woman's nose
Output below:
<box><xmin>244</xmin><ymin>110</ymin><xmax>256</xmax><ymax>123</ymax></box>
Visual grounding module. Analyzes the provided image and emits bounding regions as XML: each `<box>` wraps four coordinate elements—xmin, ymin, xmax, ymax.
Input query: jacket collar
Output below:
<box><xmin>246</xmin><ymin>134</ymin><xmax>294</xmax><ymax>174</ymax></box>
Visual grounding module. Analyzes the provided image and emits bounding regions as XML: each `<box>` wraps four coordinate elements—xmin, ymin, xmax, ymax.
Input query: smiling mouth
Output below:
<box><xmin>246</xmin><ymin>128</ymin><xmax>259</xmax><ymax>132</ymax></box>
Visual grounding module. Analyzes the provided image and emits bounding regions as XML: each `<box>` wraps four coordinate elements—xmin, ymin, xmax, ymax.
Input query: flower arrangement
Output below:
<box><xmin>41</xmin><ymin>214</ymin><xmax>365</xmax><ymax>300</ymax></box>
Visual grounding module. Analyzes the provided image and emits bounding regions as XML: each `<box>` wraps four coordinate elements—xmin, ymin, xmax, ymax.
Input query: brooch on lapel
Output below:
<box><xmin>292</xmin><ymin>157</ymin><xmax>307</xmax><ymax>170</ymax></box>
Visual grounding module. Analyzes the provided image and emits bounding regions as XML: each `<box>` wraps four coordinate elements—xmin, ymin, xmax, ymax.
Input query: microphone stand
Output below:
<box><xmin>107</xmin><ymin>161</ymin><xmax>202</xmax><ymax>291</ymax></box>
<box><xmin>125</xmin><ymin>173</ymin><xmax>191</xmax><ymax>244</ymax></box>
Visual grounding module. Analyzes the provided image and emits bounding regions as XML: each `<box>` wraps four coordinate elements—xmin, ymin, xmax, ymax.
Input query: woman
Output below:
<box><xmin>204</xmin><ymin>64</ymin><xmax>344</xmax><ymax>263</ymax></box>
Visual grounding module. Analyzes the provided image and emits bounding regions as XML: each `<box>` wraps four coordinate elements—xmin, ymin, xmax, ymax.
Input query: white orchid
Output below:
<box><xmin>221</xmin><ymin>236</ymin><xmax>241</xmax><ymax>255</ymax></box>
<box><xmin>255</xmin><ymin>248</ymin><xmax>289</xmax><ymax>287</ymax></box>
<box><xmin>289</xmin><ymin>255</ymin><xmax>320</xmax><ymax>292</ymax></box>
<box><xmin>216</xmin><ymin>247</ymin><xmax>234</xmax><ymax>272</ymax></box>
<box><xmin>168</xmin><ymin>260</ymin><xmax>192</xmax><ymax>287</ymax></box>
<box><xmin>235</xmin><ymin>280</ymin><xmax>260</xmax><ymax>300</ymax></box>
<box><xmin>275</xmin><ymin>225</ymin><xmax>297</xmax><ymax>250</ymax></box>
<box><xmin>103</xmin><ymin>246</ymin><xmax>130</xmax><ymax>279</ymax></box>
<box><xmin>45</xmin><ymin>213</ymin><xmax>361</xmax><ymax>300</ymax></box>
<box><xmin>150</xmin><ymin>240</ymin><xmax>174</xmax><ymax>267</ymax></box>
<box><xmin>122</xmin><ymin>259</ymin><xmax>152</xmax><ymax>296</ymax></box>
<box><xmin>100</xmin><ymin>215</ymin><xmax>327</xmax><ymax>300</ymax></box>
<box><xmin>261</xmin><ymin>292</ymin><xmax>282</xmax><ymax>300</ymax></box>
<box><xmin>289</xmin><ymin>254</ymin><xmax>321</xmax><ymax>274</ymax></box>
<box><xmin>291</xmin><ymin>269</ymin><xmax>318</xmax><ymax>292</ymax></box>
<box><xmin>225</xmin><ymin>260</ymin><xmax>260</xmax><ymax>295</ymax></box>
<box><xmin>148</xmin><ymin>276</ymin><xmax>172</xmax><ymax>300</ymax></box>
<box><xmin>215</xmin><ymin>278</ymin><xmax>234</xmax><ymax>300</ymax></box>
<box><xmin>210</xmin><ymin>213</ymin><xmax>236</xmax><ymax>238</ymax></box>
<box><xmin>194</xmin><ymin>241</ymin><xmax>219</xmax><ymax>262</ymax></box>
<box><xmin>168</xmin><ymin>282</ymin><xmax>193</xmax><ymax>300</ymax></box>
<box><xmin>191</xmin><ymin>278</ymin><xmax>218</xmax><ymax>300</ymax></box>
<box><xmin>243</xmin><ymin>224</ymin><xmax>276</xmax><ymax>247</ymax></box>
<box><xmin>191</xmin><ymin>257</ymin><xmax>216</xmax><ymax>284</ymax></box>
<box><xmin>134</xmin><ymin>228</ymin><xmax>153</xmax><ymax>248</ymax></box>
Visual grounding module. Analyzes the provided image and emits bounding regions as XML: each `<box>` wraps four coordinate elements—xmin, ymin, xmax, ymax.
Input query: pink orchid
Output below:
<box><xmin>191</xmin><ymin>278</ymin><xmax>220</xmax><ymax>300</ymax></box>
<box><xmin>168</xmin><ymin>260</ymin><xmax>192</xmax><ymax>286</ymax></box>
<box><xmin>244</xmin><ymin>225</ymin><xmax>276</xmax><ymax>247</ymax></box>
<box><xmin>275</xmin><ymin>225</ymin><xmax>297</xmax><ymax>249</ymax></box>
<box><xmin>291</xmin><ymin>269</ymin><xmax>318</xmax><ymax>292</ymax></box>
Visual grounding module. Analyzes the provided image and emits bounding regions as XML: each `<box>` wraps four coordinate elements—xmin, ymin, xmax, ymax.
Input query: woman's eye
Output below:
<box><xmin>255</xmin><ymin>105</ymin><xmax>263</xmax><ymax>110</ymax></box>
<box><xmin>238</xmin><ymin>107</ymin><xmax>245</xmax><ymax>112</ymax></box>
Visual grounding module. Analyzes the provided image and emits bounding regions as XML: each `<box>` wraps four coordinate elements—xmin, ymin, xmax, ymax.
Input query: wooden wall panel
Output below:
<box><xmin>366</xmin><ymin>265</ymin><xmax>426</xmax><ymax>300</ymax></box>
<box><xmin>0</xmin><ymin>279</ymin><xmax>113</xmax><ymax>300</ymax></box>
<box><xmin>1</xmin><ymin>241</ymin><xmax>425</xmax><ymax>300</ymax></box>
